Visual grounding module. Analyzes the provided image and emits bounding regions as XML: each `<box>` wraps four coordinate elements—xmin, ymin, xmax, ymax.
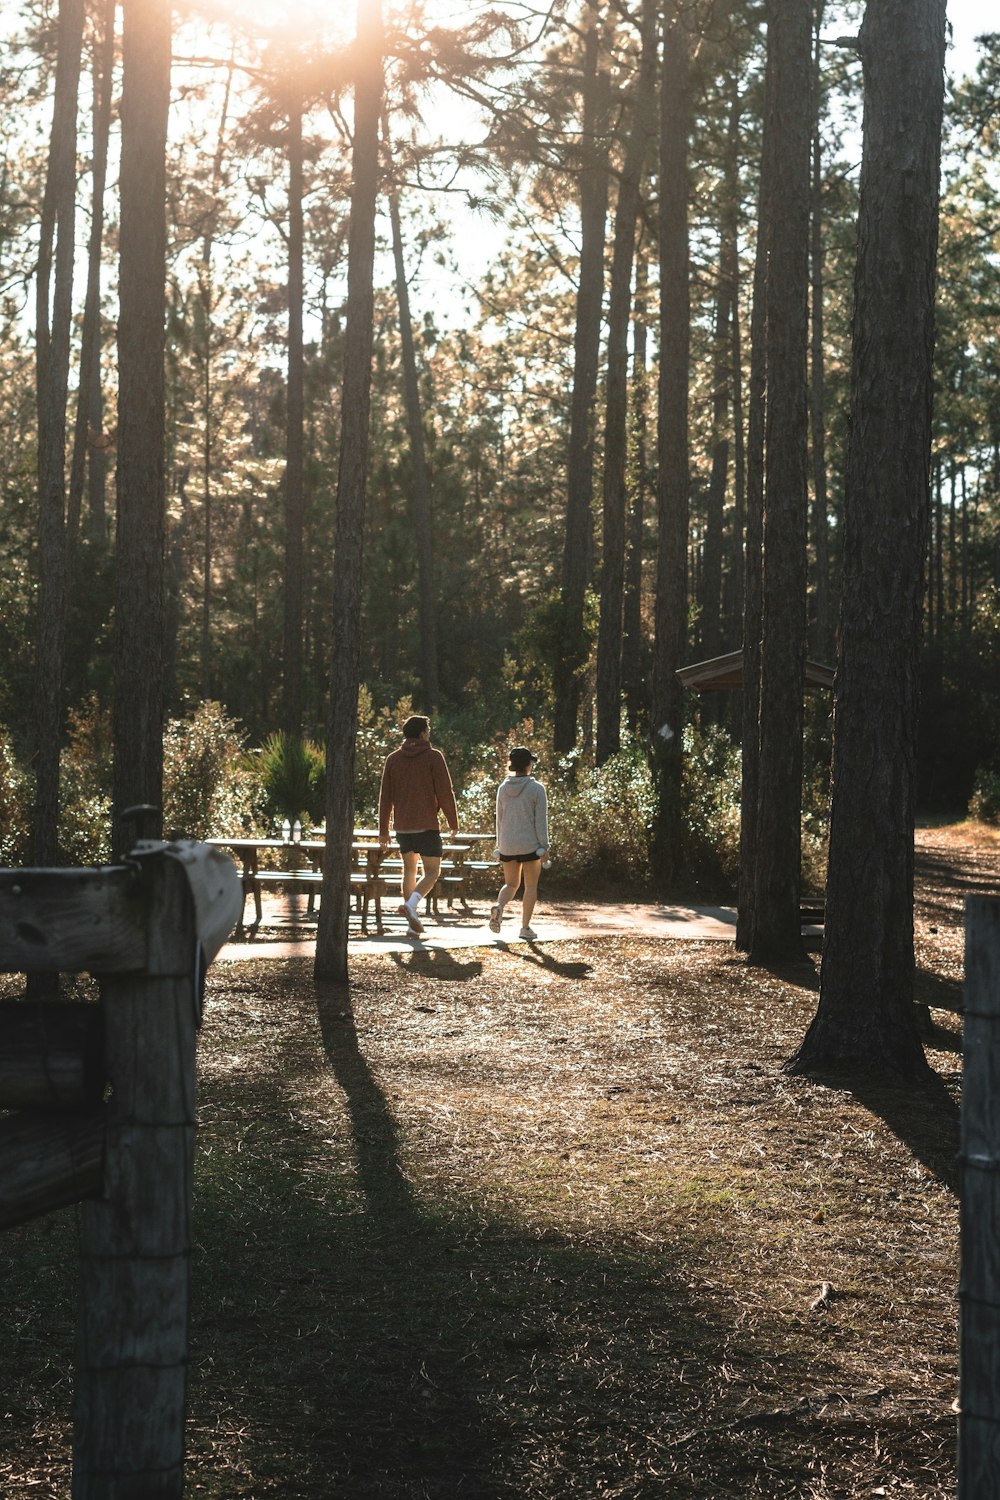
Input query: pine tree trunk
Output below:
<box><xmin>735</xmin><ymin>45</ymin><xmax>774</xmax><ymax>953</ymax></box>
<box><xmin>595</xmin><ymin>0</ymin><xmax>655</xmax><ymax>766</ymax></box>
<box><xmin>196</xmin><ymin>58</ymin><xmax>235</xmax><ymax>707</ymax></box>
<box><xmin>622</xmin><ymin>251</ymin><xmax>650</xmax><ymax>737</ymax></box>
<box><xmin>283</xmin><ymin>93</ymin><xmax>306</xmax><ymax>737</ymax></box>
<box><xmin>388</xmin><ymin>178</ymin><xmax>439</xmax><ymax>710</ymax></box>
<box><xmin>789</xmin><ymin>0</ymin><xmax>947</xmax><ymax>1081</ymax></box>
<box><xmin>553</xmin><ymin>7</ymin><xmax>609</xmax><ymax>755</ymax></box>
<box><xmin>651</xmin><ymin>0</ymin><xmax>690</xmax><ymax>888</ymax></box>
<box><xmin>68</xmin><ymin>0</ymin><xmax>114</xmax><ymax>559</ymax></box>
<box><xmin>33</xmin><ymin>0</ymin><xmax>85</xmax><ymax>869</ymax></box>
<box><xmin>315</xmin><ymin>0</ymin><xmax>383</xmax><ymax>983</ymax></box>
<box><xmin>748</xmin><ymin>0</ymin><xmax>812</xmax><ymax>966</ymax></box>
<box><xmin>713</xmin><ymin>88</ymin><xmax>744</xmax><ymax>668</ymax></box>
<box><xmin>809</xmin><ymin>17</ymin><xmax>832</xmax><ymax>659</ymax></box>
<box><xmin>112</xmin><ymin>0</ymin><xmax>171</xmax><ymax>857</ymax></box>
<box><xmin>700</xmin><ymin>254</ymin><xmax>731</xmax><ymax>665</ymax></box>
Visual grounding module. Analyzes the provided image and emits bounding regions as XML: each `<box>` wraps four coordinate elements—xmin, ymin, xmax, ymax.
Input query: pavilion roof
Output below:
<box><xmin>675</xmin><ymin>649</ymin><xmax>835</xmax><ymax>693</ymax></box>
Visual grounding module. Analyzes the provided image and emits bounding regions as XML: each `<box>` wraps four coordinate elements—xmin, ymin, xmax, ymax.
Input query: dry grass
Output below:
<box><xmin>1</xmin><ymin>825</ymin><xmax>996</xmax><ymax>1498</ymax></box>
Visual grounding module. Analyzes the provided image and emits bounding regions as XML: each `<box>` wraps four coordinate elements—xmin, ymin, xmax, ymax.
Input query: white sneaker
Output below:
<box><xmin>518</xmin><ymin>926</ymin><xmax>537</xmax><ymax>940</ymax></box>
<box><xmin>399</xmin><ymin>902</ymin><xmax>424</xmax><ymax>935</ymax></box>
<box><xmin>488</xmin><ymin>905</ymin><xmax>503</xmax><ymax>934</ymax></box>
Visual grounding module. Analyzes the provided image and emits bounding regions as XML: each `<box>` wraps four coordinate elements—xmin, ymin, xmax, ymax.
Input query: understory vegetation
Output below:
<box><xmin>0</xmin><ymin>692</ymin><xmax>841</xmax><ymax>897</ymax></box>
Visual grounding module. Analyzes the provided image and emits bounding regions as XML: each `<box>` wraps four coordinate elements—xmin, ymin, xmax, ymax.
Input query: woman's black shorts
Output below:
<box><xmin>499</xmin><ymin>851</ymin><xmax>540</xmax><ymax>863</ymax></box>
<box><xmin>396</xmin><ymin>830</ymin><xmax>443</xmax><ymax>857</ymax></box>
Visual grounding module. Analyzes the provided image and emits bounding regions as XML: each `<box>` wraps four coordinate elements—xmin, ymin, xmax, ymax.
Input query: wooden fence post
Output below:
<box><xmin>72</xmin><ymin>850</ymin><xmax>198</xmax><ymax>1500</ymax></box>
<box><xmin>959</xmin><ymin>895</ymin><xmax>1000</xmax><ymax>1497</ymax></box>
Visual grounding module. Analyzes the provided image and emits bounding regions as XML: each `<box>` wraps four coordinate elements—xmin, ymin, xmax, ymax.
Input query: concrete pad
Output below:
<box><xmin>215</xmin><ymin>894</ymin><xmax>746</xmax><ymax>963</ymax></box>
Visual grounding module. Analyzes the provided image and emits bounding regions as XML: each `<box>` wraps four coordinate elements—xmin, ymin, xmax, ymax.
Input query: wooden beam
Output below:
<box><xmin>73</xmin><ymin>853</ymin><xmax>197</xmax><ymax>1499</ymax></box>
<box><xmin>0</xmin><ymin>1001</ymin><xmax>104</xmax><ymax>1109</ymax></box>
<box><xmin>0</xmin><ymin>1108</ymin><xmax>105</xmax><ymax>1229</ymax></box>
<box><xmin>0</xmin><ymin>869</ymin><xmax>146</xmax><ymax>974</ymax></box>
<box><xmin>959</xmin><ymin>896</ymin><xmax>1000</xmax><ymax>1497</ymax></box>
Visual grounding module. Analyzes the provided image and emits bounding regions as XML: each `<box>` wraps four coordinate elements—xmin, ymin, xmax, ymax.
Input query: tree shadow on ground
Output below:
<box><xmin>915</xmin><ymin>964</ymin><xmax>964</xmax><ymax>1014</ymax></box>
<box><xmin>916</xmin><ymin>850</ymin><xmax>999</xmax><ymax>926</ymax></box>
<box><xmin>175</xmin><ymin>979</ymin><xmax>952</xmax><ymax>1498</ymax></box>
<box><xmin>759</xmin><ymin>956</ymin><xmax>962</xmax><ymax>1192</ymax></box>
<box><xmin>802</xmin><ymin>1069</ymin><xmax>960</xmax><ymax>1194</ymax></box>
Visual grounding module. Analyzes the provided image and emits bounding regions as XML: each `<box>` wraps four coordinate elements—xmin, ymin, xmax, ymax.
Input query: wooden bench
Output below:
<box><xmin>209</xmin><ymin>833</ymin><xmax>496</xmax><ymax>935</ymax></box>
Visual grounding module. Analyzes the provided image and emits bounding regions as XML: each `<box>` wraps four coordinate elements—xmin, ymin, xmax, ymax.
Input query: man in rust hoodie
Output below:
<box><xmin>378</xmin><ymin>715</ymin><xmax>459</xmax><ymax>935</ymax></box>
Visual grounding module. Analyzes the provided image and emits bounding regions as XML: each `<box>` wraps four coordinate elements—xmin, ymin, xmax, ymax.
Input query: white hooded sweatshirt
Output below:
<box><xmin>495</xmin><ymin>775</ymin><xmax>549</xmax><ymax>859</ymax></box>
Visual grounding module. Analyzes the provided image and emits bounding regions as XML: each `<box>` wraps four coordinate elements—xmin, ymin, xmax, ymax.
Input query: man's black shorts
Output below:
<box><xmin>396</xmin><ymin>830</ymin><xmax>443</xmax><ymax>857</ymax></box>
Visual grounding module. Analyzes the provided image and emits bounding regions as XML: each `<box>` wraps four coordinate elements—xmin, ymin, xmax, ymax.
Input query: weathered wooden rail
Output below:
<box><xmin>0</xmin><ymin>841</ymin><xmax>239</xmax><ymax>1500</ymax></box>
<box><xmin>959</xmin><ymin>895</ymin><xmax>1000</xmax><ymax>1497</ymax></box>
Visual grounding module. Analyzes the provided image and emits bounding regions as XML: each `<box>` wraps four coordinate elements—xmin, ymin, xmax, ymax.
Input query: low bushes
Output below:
<box><xmin>164</xmin><ymin>703</ymin><xmax>262</xmax><ymax>840</ymax></box>
<box><xmin>0</xmin><ymin>728</ymin><xmax>30</xmax><ymax>865</ymax></box>
<box><xmin>0</xmin><ymin>695</ymin><xmax>832</xmax><ymax>897</ymax></box>
<box><xmin>545</xmin><ymin>741</ymin><xmax>655</xmax><ymax>889</ymax></box>
<box><xmin>969</xmin><ymin>765</ymin><xmax>1000</xmax><ymax>825</ymax></box>
<box><xmin>247</xmin><ymin>730</ymin><xmax>324</xmax><ymax>832</ymax></box>
<box><xmin>59</xmin><ymin>696</ymin><xmax>113</xmax><ymax>864</ymax></box>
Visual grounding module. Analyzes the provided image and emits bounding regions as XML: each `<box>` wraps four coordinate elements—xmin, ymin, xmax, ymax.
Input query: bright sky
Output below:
<box><xmin>947</xmin><ymin>0</ymin><xmax>995</xmax><ymax>78</ymax></box>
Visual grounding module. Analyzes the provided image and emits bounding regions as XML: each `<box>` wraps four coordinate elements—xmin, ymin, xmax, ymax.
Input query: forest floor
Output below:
<box><xmin>1</xmin><ymin>821</ymin><xmax>999</xmax><ymax>1498</ymax></box>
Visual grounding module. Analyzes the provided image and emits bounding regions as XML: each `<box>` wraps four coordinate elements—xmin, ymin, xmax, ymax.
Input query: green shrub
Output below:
<box><xmin>59</xmin><ymin>695</ymin><xmax>113</xmax><ymax>864</ymax></box>
<box><xmin>547</xmin><ymin>741</ymin><xmax>655</xmax><ymax>888</ymax></box>
<box><xmin>0</xmin><ymin>728</ymin><xmax>31</xmax><ymax>865</ymax></box>
<box><xmin>970</xmin><ymin>765</ymin><xmax>1000</xmax><ymax>825</ymax></box>
<box><xmin>164</xmin><ymin>702</ymin><xmax>262</xmax><ymax>839</ymax></box>
<box><xmin>800</xmin><ymin>761</ymin><xmax>831</xmax><ymax>894</ymax></box>
<box><xmin>680</xmin><ymin>723</ymin><xmax>743</xmax><ymax>895</ymax></box>
<box><xmin>451</xmin><ymin>718</ymin><xmax>543</xmax><ymax>836</ymax></box>
<box><xmin>248</xmin><ymin>729</ymin><xmax>324</xmax><ymax>830</ymax></box>
<box><xmin>678</xmin><ymin>722</ymin><xmax>830</xmax><ymax>899</ymax></box>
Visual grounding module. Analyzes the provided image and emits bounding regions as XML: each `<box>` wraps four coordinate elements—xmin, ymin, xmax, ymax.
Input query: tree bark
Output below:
<box><xmin>112</xmin><ymin>0</ymin><xmax>171</xmax><ymax>857</ymax></box>
<box><xmin>68</xmin><ymin>0</ymin><xmax>114</xmax><ymax>559</ymax></box>
<box><xmin>748</xmin><ymin>0</ymin><xmax>812</xmax><ymax>966</ymax></box>
<box><xmin>553</xmin><ymin>5</ymin><xmax>609</xmax><ymax>755</ymax></box>
<box><xmin>283</xmin><ymin>90</ymin><xmax>306</xmax><ymax>737</ymax></box>
<box><xmin>32</xmin><ymin>0</ymin><xmax>85</xmax><ymax>868</ymax></box>
<box><xmin>720</xmin><ymin>91</ymin><xmax>746</xmax><ymax>660</ymax></box>
<box><xmin>700</xmin><ymin>230</ymin><xmax>732</xmax><ymax>665</ymax></box>
<box><xmin>387</xmin><ymin>168</ymin><xmax>439</xmax><ymax>710</ymax></box>
<box><xmin>651</xmin><ymin>0</ymin><xmax>690</xmax><ymax>887</ymax></box>
<box><xmin>595</xmin><ymin>0</ymin><xmax>656</xmax><ymax>765</ymax></box>
<box><xmin>196</xmin><ymin>55</ymin><xmax>235</xmax><ymax>705</ymax></box>
<box><xmin>735</xmin><ymin>203</ymin><xmax>767</xmax><ymax>949</ymax></box>
<box><xmin>622</xmin><ymin>249</ymin><xmax>650</xmax><ymax>738</ymax></box>
<box><xmin>789</xmin><ymin>0</ymin><xmax>947</xmax><ymax>1080</ymax></box>
<box><xmin>315</xmin><ymin>0</ymin><xmax>383</xmax><ymax>983</ymax></box>
<box><xmin>809</xmin><ymin>11</ymin><xmax>832</xmax><ymax>658</ymax></box>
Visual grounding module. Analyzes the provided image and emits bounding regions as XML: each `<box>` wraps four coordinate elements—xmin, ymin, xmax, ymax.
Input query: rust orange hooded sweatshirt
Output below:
<box><xmin>378</xmin><ymin>738</ymin><xmax>458</xmax><ymax>840</ymax></box>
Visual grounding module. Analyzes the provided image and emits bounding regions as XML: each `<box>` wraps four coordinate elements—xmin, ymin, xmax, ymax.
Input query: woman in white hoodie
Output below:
<box><xmin>489</xmin><ymin>746</ymin><xmax>549</xmax><ymax>940</ymax></box>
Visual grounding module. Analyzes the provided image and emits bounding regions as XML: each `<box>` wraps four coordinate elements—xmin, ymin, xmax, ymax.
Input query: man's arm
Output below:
<box><xmin>433</xmin><ymin>751</ymin><xmax>459</xmax><ymax>835</ymax></box>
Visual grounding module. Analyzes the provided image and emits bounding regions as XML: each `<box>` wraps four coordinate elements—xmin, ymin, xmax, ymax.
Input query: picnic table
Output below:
<box><xmin>206</xmin><ymin>830</ymin><xmax>494</xmax><ymax>934</ymax></box>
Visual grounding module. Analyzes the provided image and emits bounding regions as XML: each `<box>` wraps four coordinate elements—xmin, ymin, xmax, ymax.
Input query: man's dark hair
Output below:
<box><xmin>402</xmin><ymin>715</ymin><xmax>430</xmax><ymax>739</ymax></box>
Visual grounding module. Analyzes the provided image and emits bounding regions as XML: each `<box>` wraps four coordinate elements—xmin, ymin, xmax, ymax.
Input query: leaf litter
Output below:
<box><xmin>1</xmin><ymin>825</ymin><xmax>996</xmax><ymax>1497</ymax></box>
